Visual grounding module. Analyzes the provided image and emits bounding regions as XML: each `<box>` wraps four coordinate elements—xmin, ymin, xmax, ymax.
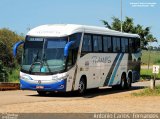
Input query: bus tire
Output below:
<box><xmin>120</xmin><ymin>74</ymin><xmax>128</xmax><ymax>89</ymax></box>
<box><xmin>127</xmin><ymin>77</ymin><xmax>132</xmax><ymax>89</ymax></box>
<box><xmin>37</xmin><ymin>91</ymin><xmax>47</xmax><ymax>96</ymax></box>
<box><xmin>78</xmin><ymin>77</ymin><xmax>86</xmax><ymax>95</ymax></box>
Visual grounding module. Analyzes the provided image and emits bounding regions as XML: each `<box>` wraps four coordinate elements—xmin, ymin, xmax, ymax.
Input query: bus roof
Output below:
<box><xmin>27</xmin><ymin>24</ymin><xmax>140</xmax><ymax>38</ymax></box>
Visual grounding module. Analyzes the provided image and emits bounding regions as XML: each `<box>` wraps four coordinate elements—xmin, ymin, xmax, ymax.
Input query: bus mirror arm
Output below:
<box><xmin>13</xmin><ymin>41</ymin><xmax>24</xmax><ymax>57</ymax></box>
<box><xmin>64</xmin><ymin>41</ymin><xmax>75</xmax><ymax>57</ymax></box>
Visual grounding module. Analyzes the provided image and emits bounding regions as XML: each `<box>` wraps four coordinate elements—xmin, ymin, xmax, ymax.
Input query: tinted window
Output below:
<box><xmin>113</xmin><ymin>37</ymin><xmax>120</xmax><ymax>52</ymax></box>
<box><xmin>135</xmin><ymin>38</ymin><xmax>140</xmax><ymax>52</ymax></box>
<box><xmin>82</xmin><ymin>35</ymin><xmax>92</xmax><ymax>52</ymax></box>
<box><xmin>129</xmin><ymin>38</ymin><xmax>135</xmax><ymax>53</ymax></box>
<box><xmin>103</xmin><ymin>36</ymin><xmax>112</xmax><ymax>52</ymax></box>
<box><xmin>68</xmin><ymin>33</ymin><xmax>82</xmax><ymax>68</ymax></box>
<box><xmin>121</xmin><ymin>38</ymin><xmax>128</xmax><ymax>52</ymax></box>
<box><xmin>93</xmin><ymin>35</ymin><xmax>102</xmax><ymax>52</ymax></box>
<box><xmin>69</xmin><ymin>33</ymin><xmax>81</xmax><ymax>48</ymax></box>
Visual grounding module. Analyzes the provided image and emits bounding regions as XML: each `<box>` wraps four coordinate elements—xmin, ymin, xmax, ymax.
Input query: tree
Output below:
<box><xmin>0</xmin><ymin>28</ymin><xmax>24</xmax><ymax>67</ymax></box>
<box><xmin>102</xmin><ymin>17</ymin><xmax>157</xmax><ymax>48</ymax></box>
<box><xmin>0</xmin><ymin>60</ymin><xmax>8</xmax><ymax>82</ymax></box>
<box><xmin>0</xmin><ymin>28</ymin><xmax>24</xmax><ymax>82</ymax></box>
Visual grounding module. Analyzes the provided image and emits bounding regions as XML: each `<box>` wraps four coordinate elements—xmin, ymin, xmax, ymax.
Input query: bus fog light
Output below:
<box><xmin>59</xmin><ymin>85</ymin><xmax>64</xmax><ymax>89</ymax></box>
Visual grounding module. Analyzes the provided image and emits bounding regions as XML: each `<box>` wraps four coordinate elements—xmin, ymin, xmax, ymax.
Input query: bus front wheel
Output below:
<box><xmin>78</xmin><ymin>78</ymin><xmax>86</xmax><ymax>95</ymax></box>
<box><xmin>37</xmin><ymin>91</ymin><xmax>47</xmax><ymax>96</ymax></box>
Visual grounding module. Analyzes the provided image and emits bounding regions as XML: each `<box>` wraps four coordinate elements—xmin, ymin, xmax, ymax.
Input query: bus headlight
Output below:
<box><xmin>52</xmin><ymin>73</ymin><xmax>68</xmax><ymax>82</ymax></box>
<box><xmin>20</xmin><ymin>75</ymin><xmax>33</xmax><ymax>80</ymax></box>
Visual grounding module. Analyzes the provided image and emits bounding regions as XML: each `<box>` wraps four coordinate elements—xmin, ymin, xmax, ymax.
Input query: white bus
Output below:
<box><xmin>13</xmin><ymin>24</ymin><xmax>141</xmax><ymax>95</ymax></box>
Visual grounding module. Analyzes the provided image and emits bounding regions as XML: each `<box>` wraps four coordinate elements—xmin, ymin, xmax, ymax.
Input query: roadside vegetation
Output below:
<box><xmin>132</xmin><ymin>85</ymin><xmax>160</xmax><ymax>96</ymax></box>
<box><xmin>141</xmin><ymin>50</ymin><xmax>160</xmax><ymax>65</ymax></box>
<box><xmin>140</xmin><ymin>50</ymin><xmax>160</xmax><ymax>80</ymax></box>
<box><xmin>0</xmin><ymin>28</ymin><xmax>24</xmax><ymax>82</ymax></box>
<box><xmin>8</xmin><ymin>68</ymin><xmax>20</xmax><ymax>82</ymax></box>
<box><xmin>140</xmin><ymin>69</ymin><xmax>160</xmax><ymax>80</ymax></box>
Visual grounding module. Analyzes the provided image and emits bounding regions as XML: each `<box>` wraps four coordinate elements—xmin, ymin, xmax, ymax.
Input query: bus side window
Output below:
<box><xmin>135</xmin><ymin>38</ymin><xmax>140</xmax><ymax>52</ymax></box>
<box><xmin>67</xmin><ymin>49</ymin><xmax>73</xmax><ymax>69</ymax></box>
<box><xmin>67</xmin><ymin>33</ymin><xmax>82</xmax><ymax>68</ymax></box>
<box><xmin>93</xmin><ymin>35</ymin><xmax>102</xmax><ymax>52</ymax></box>
<box><xmin>81</xmin><ymin>35</ymin><xmax>92</xmax><ymax>55</ymax></box>
<box><xmin>68</xmin><ymin>48</ymin><xmax>79</xmax><ymax>68</ymax></box>
<box><xmin>113</xmin><ymin>37</ymin><xmax>120</xmax><ymax>53</ymax></box>
<box><xmin>129</xmin><ymin>38</ymin><xmax>134</xmax><ymax>53</ymax></box>
<box><xmin>103</xmin><ymin>36</ymin><xmax>112</xmax><ymax>52</ymax></box>
<box><xmin>121</xmin><ymin>38</ymin><xmax>128</xmax><ymax>53</ymax></box>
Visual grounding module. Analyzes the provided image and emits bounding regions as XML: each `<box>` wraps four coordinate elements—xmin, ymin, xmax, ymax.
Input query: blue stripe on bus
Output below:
<box><xmin>108</xmin><ymin>53</ymin><xmax>124</xmax><ymax>86</ymax></box>
<box><xmin>103</xmin><ymin>53</ymin><xmax>121</xmax><ymax>86</ymax></box>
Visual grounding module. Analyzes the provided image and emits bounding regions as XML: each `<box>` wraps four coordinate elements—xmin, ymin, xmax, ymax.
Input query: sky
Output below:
<box><xmin>0</xmin><ymin>0</ymin><xmax>159</xmax><ymax>46</ymax></box>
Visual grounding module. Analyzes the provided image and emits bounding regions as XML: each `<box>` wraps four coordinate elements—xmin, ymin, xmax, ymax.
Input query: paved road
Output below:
<box><xmin>0</xmin><ymin>80</ymin><xmax>160</xmax><ymax>113</ymax></box>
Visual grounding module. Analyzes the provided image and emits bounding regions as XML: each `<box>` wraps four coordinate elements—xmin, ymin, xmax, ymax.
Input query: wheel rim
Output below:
<box><xmin>121</xmin><ymin>75</ymin><xmax>126</xmax><ymax>88</ymax></box>
<box><xmin>79</xmin><ymin>81</ymin><xmax>85</xmax><ymax>93</ymax></box>
<box><xmin>128</xmin><ymin>78</ymin><xmax>131</xmax><ymax>87</ymax></box>
<box><xmin>121</xmin><ymin>79</ymin><xmax>125</xmax><ymax>88</ymax></box>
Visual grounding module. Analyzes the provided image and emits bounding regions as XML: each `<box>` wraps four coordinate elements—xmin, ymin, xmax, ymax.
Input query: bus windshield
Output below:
<box><xmin>21</xmin><ymin>36</ymin><xmax>68</xmax><ymax>74</ymax></box>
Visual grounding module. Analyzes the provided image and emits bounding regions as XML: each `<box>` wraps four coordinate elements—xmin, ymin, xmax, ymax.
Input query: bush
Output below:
<box><xmin>0</xmin><ymin>60</ymin><xmax>8</xmax><ymax>82</ymax></box>
<box><xmin>0</xmin><ymin>28</ymin><xmax>24</xmax><ymax>82</ymax></box>
<box><xmin>0</xmin><ymin>28</ymin><xmax>24</xmax><ymax>68</ymax></box>
<box><xmin>8</xmin><ymin>67</ymin><xmax>20</xmax><ymax>82</ymax></box>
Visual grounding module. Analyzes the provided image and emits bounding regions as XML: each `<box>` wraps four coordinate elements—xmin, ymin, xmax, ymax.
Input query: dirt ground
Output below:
<box><xmin>0</xmin><ymin>81</ymin><xmax>160</xmax><ymax>113</ymax></box>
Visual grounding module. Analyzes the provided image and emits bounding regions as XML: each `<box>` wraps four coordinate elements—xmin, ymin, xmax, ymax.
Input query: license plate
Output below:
<box><xmin>36</xmin><ymin>86</ymin><xmax>44</xmax><ymax>89</ymax></box>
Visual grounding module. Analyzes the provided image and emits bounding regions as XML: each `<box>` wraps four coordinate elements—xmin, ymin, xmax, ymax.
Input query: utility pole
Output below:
<box><xmin>121</xmin><ymin>0</ymin><xmax>123</xmax><ymax>32</ymax></box>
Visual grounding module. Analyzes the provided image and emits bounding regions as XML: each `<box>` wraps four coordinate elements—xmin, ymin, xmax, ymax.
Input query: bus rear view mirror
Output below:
<box><xmin>13</xmin><ymin>41</ymin><xmax>24</xmax><ymax>57</ymax></box>
<box><xmin>64</xmin><ymin>41</ymin><xmax>75</xmax><ymax>57</ymax></box>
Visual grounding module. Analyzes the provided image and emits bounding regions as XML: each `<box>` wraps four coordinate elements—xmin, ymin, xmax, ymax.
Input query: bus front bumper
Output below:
<box><xmin>20</xmin><ymin>79</ymin><xmax>66</xmax><ymax>92</ymax></box>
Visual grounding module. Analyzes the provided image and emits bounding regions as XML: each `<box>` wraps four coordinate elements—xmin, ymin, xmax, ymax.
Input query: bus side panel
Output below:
<box><xmin>108</xmin><ymin>53</ymin><xmax>128</xmax><ymax>86</ymax></box>
<box><xmin>74</xmin><ymin>53</ymin><xmax>102</xmax><ymax>90</ymax></box>
<box><xmin>75</xmin><ymin>53</ymin><xmax>127</xmax><ymax>90</ymax></box>
<box><xmin>65</xmin><ymin>66</ymin><xmax>77</xmax><ymax>92</ymax></box>
<box><xmin>72</xmin><ymin>52</ymin><xmax>141</xmax><ymax>90</ymax></box>
<box><xmin>99</xmin><ymin>53</ymin><xmax>118</xmax><ymax>86</ymax></box>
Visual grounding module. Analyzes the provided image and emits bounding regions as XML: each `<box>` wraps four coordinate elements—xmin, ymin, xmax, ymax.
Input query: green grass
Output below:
<box><xmin>132</xmin><ymin>85</ymin><xmax>160</xmax><ymax>96</ymax></box>
<box><xmin>8</xmin><ymin>68</ymin><xmax>20</xmax><ymax>83</ymax></box>
<box><xmin>141</xmin><ymin>50</ymin><xmax>160</xmax><ymax>65</ymax></box>
<box><xmin>140</xmin><ymin>69</ymin><xmax>160</xmax><ymax>80</ymax></box>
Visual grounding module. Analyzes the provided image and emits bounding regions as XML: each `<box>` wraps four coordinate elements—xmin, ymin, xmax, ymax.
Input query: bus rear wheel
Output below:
<box><xmin>78</xmin><ymin>78</ymin><xmax>86</xmax><ymax>95</ymax></box>
<box><xmin>120</xmin><ymin>74</ymin><xmax>128</xmax><ymax>89</ymax></box>
<box><xmin>127</xmin><ymin>77</ymin><xmax>132</xmax><ymax>89</ymax></box>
